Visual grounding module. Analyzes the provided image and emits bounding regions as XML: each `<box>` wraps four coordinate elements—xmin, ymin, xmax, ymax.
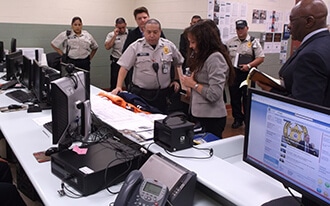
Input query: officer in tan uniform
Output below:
<box><xmin>51</xmin><ymin>16</ymin><xmax>98</xmax><ymax>71</ymax></box>
<box><xmin>226</xmin><ymin>20</ymin><xmax>265</xmax><ymax>129</ymax></box>
<box><xmin>111</xmin><ymin>19</ymin><xmax>184</xmax><ymax>114</ymax></box>
<box><xmin>105</xmin><ymin>17</ymin><xmax>129</xmax><ymax>90</ymax></box>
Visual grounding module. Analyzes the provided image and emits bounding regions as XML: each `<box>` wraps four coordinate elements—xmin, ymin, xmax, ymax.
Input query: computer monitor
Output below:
<box><xmin>32</xmin><ymin>60</ymin><xmax>60</xmax><ymax>109</ymax></box>
<box><xmin>32</xmin><ymin>59</ymin><xmax>46</xmax><ymax>103</ymax></box>
<box><xmin>5</xmin><ymin>50</ymin><xmax>23</xmax><ymax>81</ymax></box>
<box><xmin>243</xmin><ymin>88</ymin><xmax>330</xmax><ymax>206</ymax></box>
<box><xmin>0</xmin><ymin>41</ymin><xmax>4</xmax><ymax>62</ymax></box>
<box><xmin>20</xmin><ymin>55</ymin><xmax>33</xmax><ymax>89</ymax></box>
<box><xmin>60</xmin><ymin>62</ymin><xmax>90</xmax><ymax>100</ymax></box>
<box><xmin>10</xmin><ymin>38</ymin><xmax>17</xmax><ymax>53</ymax></box>
<box><xmin>50</xmin><ymin>71</ymin><xmax>91</xmax><ymax>149</ymax></box>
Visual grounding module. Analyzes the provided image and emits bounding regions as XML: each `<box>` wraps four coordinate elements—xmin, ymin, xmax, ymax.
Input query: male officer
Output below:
<box><xmin>111</xmin><ymin>19</ymin><xmax>183</xmax><ymax>114</ymax></box>
<box><xmin>122</xmin><ymin>7</ymin><xmax>166</xmax><ymax>90</ymax></box>
<box><xmin>226</xmin><ymin>20</ymin><xmax>265</xmax><ymax>129</ymax></box>
<box><xmin>105</xmin><ymin>17</ymin><xmax>129</xmax><ymax>90</ymax></box>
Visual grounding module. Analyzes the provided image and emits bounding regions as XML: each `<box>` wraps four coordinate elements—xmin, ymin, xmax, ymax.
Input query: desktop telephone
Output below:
<box><xmin>114</xmin><ymin>170</ymin><xmax>169</xmax><ymax>206</ymax></box>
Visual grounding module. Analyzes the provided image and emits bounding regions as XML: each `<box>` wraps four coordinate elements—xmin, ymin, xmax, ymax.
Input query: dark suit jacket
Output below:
<box><xmin>278</xmin><ymin>30</ymin><xmax>330</xmax><ymax>107</ymax></box>
<box><xmin>179</xmin><ymin>33</ymin><xmax>188</xmax><ymax>69</ymax></box>
<box><xmin>122</xmin><ymin>27</ymin><xmax>166</xmax><ymax>53</ymax></box>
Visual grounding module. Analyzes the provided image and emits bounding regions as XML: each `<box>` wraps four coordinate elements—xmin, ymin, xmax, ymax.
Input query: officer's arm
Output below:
<box><xmin>111</xmin><ymin>67</ymin><xmax>128</xmax><ymax>94</ymax></box>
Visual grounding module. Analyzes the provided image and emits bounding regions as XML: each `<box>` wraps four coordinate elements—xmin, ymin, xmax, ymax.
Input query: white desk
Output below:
<box><xmin>147</xmin><ymin>136</ymin><xmax>300</xmax><ymax>206</ymax></box>
<box><xmin>0</xmin><ymin>86</ymin><xmax>224</xmax><ymax>206</ymax></box>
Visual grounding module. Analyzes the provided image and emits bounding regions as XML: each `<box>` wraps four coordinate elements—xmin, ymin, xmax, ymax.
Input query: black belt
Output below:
<box><xmin>130</xmin><ymin>84</ymin><xmax>170</xmax><ymax>101</ymax></box>
<box><xmin>110</xmin><ymin>56</ymin><xmax>119</xmax><ymax>62</ymax></box>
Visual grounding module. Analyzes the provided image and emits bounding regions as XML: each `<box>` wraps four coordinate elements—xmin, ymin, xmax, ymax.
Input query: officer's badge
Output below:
<box><xmin>163</xmin><ymin>46</ymin><xmax>170</xmax><ymax>54</ymax></box>
<box><xmin>247</xmin><ymin>41</ymin><xmax>252</xmax><ymax>48</ymax></box>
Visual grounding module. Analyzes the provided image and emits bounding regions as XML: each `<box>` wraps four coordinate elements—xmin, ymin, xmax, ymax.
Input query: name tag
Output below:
<box><xmin>137</xmin><ymin>52</ymin><xmax>149</xmax><ymax>56</ymax></box>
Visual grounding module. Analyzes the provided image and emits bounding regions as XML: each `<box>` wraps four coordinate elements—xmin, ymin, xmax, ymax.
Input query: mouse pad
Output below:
<box><xmin>33</xmin><ymin>151</ymin><xmax>51</xmax><ymax>163</ymax></box>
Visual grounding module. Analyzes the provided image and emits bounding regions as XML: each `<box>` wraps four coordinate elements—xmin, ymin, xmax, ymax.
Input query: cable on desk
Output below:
<box><xmin>58</xmin><ymin>174</ymin><xmax>83</xmax><ymax>199</ymax></box>
<box><xmin>163</xmin><ymin>146</ymin><xmax>213</xmax><ymax>159</ymax></box>
<box><xmin>284</xmin><ymin>185</ymin><xmax>304</xmax><ymax>206</ymax></box>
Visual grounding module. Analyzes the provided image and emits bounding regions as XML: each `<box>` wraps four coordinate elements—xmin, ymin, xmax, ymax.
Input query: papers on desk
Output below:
<box><xmin>91</xmin><ymin>95</ymin><xmax>166</xmax><ymax>143</ymax></box>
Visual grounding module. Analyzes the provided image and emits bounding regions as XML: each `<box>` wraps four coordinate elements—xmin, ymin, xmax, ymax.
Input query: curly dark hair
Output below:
<box><xmin>186</xmin><ymin>20</ymin><xmax>235</xmax><ymax>85</ymax></box>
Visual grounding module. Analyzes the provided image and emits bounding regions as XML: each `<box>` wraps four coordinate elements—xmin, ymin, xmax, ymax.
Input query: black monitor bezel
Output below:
<box><xmin>243</xmin><ymin>88</ymin><xmax>330</xmax><ymax>206</ymax></box>
<box><xmin>10</xmin><ymin>38</ymin><xmax>17</xmax><ymax>53</ymax></box>
<box><xmin>5</xmin><ymin>50</ymin><xmax>23</xmax><ymax>81</ymax></box>
<box><xmin>20</xmin><ymin>55</ymin><xmax>33</xmax><ymax>89</ymax></box>
<box><xmin>32</xmin><ymin>59</ymin><xmax>46</xmax><ymax>103</ymax></box>
<box><xmin>0</xmin><ymin>41</ymin><xmax>4</xmax><ymax>63</ymax></box>
<box><xmin>50</xmin><ymin>71</ymin><xmax>87</xmax><ymax>146</ymax></box>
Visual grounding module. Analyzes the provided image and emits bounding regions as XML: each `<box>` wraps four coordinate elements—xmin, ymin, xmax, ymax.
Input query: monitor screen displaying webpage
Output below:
<box><xmin>243</xmin><ymin>89</ymin><xmax>330</xmax><ymax>206</ymax></box>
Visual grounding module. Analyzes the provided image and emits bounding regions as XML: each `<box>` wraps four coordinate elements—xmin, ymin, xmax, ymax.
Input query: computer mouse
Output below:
<box><xmin>45</xmin><ymin>147</ymin><xmax>59</xmax><ymax>156</ymax></box>
<box><xmin>8</xmin><ymin>104</ymin><xmax>22</xmax><ymax>110</ymax></box>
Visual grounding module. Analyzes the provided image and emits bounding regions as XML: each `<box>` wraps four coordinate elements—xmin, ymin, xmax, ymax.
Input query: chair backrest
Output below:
<box><xmin>46</xmin><ymin>52</ymin><xmax>62</xmax><ymax>71</ymax></box>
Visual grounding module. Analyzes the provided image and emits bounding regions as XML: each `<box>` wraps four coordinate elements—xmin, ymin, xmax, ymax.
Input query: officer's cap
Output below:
<box><xmin>236</xmin><ymin>20</ymin><xmax>248</xmax><ymax>29</ymax></box>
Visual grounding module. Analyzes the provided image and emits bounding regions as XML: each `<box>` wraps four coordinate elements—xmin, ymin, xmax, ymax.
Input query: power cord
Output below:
<box><xmin>164</xmin><ymin>146</ymin><xmax>213</xmax><ymax>159</ymax></box>
<box><xmin>284</xmin><ymin>185</ymin><xmax>304</xmax><ymax>206</ymax></box>
<box><xmin>57</xmin><ymin>174</ymin><xmax>83</xmax><ymax>198</ymax></box>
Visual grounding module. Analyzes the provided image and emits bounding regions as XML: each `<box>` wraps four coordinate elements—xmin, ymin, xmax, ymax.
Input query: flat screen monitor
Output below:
<box><xmin>32</xmin><ymin>59</ymin><xmax>46</xmax><ymax>103</ymax></box>
<box><xmin>32</xmin><ymin>60</ymin><xmax>60</xmax><ymax>109</ymax></box>
<box><xmin>60</xmin><ymin>62</ymin><xmax>90</xmax><ymax>100</ymax></box>
<box><xmin>0</xmin><ymin>41</ymin><xmax>4</xmax><ymax>62</ymax></box>
<box><xmin>51</xmin><ymin>71</ymin><xmax>91</xmax><ymax>148</ymax></box>
<box><xmin>20</xmin><ymin>55</ymin><xmax>33</xmax><ymax>89</ymax></box>
<box><xmin>10</xmin><ymin>38</ymin><xmax>17</xmax><ymax>53</ymax></box>
<box><xmin>5</xmin><ymin>50</ymin><xmax>23</xmax><ymax>81</ymax></box>
<box><xmin>243</xmin><ymin>88</ymin><xmax>330</xmax><ymax>206</ymax></box>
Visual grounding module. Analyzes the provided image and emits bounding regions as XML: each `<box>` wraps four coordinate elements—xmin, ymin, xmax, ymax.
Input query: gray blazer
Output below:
<box><xmin>190</xmin><ymin>52</ymin><xmax>228</xmax><ymax>118</ymax></box>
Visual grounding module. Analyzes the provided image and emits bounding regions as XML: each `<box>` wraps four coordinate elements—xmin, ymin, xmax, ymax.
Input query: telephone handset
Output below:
<box><xmin>114</xmin><ymin>170</ymin><xmax>169</xmax><ymax>206</ymax></box>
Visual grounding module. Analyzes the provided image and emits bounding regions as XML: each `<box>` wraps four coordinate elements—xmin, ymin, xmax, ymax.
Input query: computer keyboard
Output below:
<box><xmin>0</xmin><ymin>80</ymin><xmax>18</xmax><ymax>90</ymax></box>
<box><xmin>5</xmin><ymin>90</ymin><xmax>35</xmax><ymax>103</ymax></box>
<box><xmin>43</xmin><ymin>121</ymin><xmax>52</xmax><ymax>134</ymax></box>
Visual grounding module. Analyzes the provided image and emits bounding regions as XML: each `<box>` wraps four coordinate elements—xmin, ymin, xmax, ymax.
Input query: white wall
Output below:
<box><xmin>0</xmin><ymin>1</ymin><xmax>292</xmax><ymax>28</ymax></box>
<box><xmin>1</xmin><ymin>0</ymin><xmax>329</xmax><ymax>30</ymax></box>
<box><xmin>0</xmin><ymin>0</ymin><xmax>134</xmax><ymax>26</ymax></box>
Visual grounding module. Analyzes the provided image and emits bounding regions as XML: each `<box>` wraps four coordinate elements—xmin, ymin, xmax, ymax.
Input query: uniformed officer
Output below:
<box><xmin>226</xmin><ymin>20</ymin><xmax>265</xmax><ymax>129</ymax></box>
<box><xmin>105</xmin><ymin>17</ymin><xmax>129</xmax><ymax>90</ymax></box>
<box><xmin>111</xmin><ymin>19</ymin><xmax>183</xmax><ymax>114</ymax></box>
<box><xmin>51</xmin><ymin>16</ymin><xmax>98</xmax><ymax>71</ymax></box>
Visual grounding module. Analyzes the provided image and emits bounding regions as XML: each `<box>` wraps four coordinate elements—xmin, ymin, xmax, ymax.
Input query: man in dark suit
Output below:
<box><xmin>179</xmin><ymin>15</ymin><xmax>202</xmax><ymax>69</ymax></box>
<box><xmin>258</xmin><ymin>0</ymin><xmax>330</xmax><ymax>107</ymax></box>
<box><xmin>122</xmin><ymin>6</ymin><xmax>165</xmax><ymax>90</ymax></box>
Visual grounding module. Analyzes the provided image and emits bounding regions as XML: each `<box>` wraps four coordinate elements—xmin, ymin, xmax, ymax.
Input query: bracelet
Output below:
<box><xmin>194</xmin><ymin>83</ymin><xmax>199</xmax><ymax>89</ymax></box>
<box><xmin>247</xmin><ymin>64</ymin><xmax>251</xmax><ymax>69</ymax></box>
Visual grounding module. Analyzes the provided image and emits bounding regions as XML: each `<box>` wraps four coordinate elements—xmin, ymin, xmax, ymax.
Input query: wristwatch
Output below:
<box><xmin>247</xmin><ymin>64</ymin><xmax>251</xmax><ymax>69</ymax></box>
<box><xmin>194</xmin><ymin>83</ymin><xmax>199</xmax><ymax>89</ymax></box>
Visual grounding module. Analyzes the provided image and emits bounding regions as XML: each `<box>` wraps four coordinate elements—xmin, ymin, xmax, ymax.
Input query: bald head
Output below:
<box><xmin>293</xmin><ymin>0</ymin><xmax>327</xmax><ymax>25</ymax></box>
<box><xmin>289</xmin><ymin>0</ymin><xmax>328</xmax><ymax>41</ymax></box>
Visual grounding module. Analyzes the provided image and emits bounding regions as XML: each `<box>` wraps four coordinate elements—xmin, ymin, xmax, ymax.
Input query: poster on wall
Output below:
<box><xmin>207</xmin><ymin>0</ymin><xmax>290</xmax><ymax>60</ymax></box>
<box><xmin>207</xmin><ymin>0</ymin><xmax>247</xmax><ymax>42</ymax></box>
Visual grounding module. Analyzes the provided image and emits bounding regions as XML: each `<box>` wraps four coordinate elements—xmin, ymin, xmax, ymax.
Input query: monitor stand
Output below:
<box><xmin>263</xmin><ymin>195</ymin><xmax>321</xmax><ymax>206</ymax></box>
<box><xmin>262</xmin><ymin>196</ymin><xmax>301</xmax><ymax>206</ymax></box>
<box><xmin>38</xmin><ymin>102</ymin><xmax>52</xmax><ymax>110</ymax></box>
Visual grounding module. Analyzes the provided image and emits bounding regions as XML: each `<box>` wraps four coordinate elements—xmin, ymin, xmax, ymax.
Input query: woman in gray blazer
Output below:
<box><xmin>180</xmin><ymin>20</ymin><xmax>235</xmax><ymax>138</ymax></box>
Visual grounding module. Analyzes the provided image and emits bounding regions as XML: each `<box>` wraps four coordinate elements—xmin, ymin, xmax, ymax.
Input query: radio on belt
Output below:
<box><xmin>154</xmin><ymin>112</ymin><xmax>194</xmax><ymax>152</ymax></box>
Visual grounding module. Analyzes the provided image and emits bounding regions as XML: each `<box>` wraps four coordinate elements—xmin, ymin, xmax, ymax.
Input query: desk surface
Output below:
<box><xmin>0</xmin><ymin>85</ymin><xmax>296</xmax><ymax>206</ymax></box>
<box><xmin>0</xmin><ymin>86</ymin><xmax>222</xmax><ymax>206</ymax></box>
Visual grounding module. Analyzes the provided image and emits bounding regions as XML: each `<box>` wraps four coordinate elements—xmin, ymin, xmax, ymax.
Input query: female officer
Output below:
<box><xmin>51</xmin><ymin>16</ymin><xmax>98</xmax><ymax>71</ymax></box>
